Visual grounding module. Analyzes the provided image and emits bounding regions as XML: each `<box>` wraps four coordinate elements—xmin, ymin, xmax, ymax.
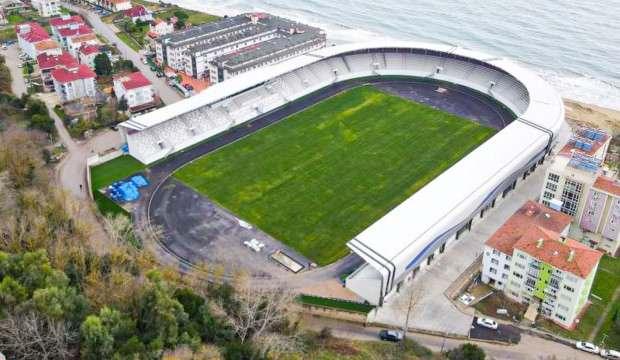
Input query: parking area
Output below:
<box><xmin>470</xmin><ymin>317</ymin><xmax>522</xmax><ymax>344</ymax></box>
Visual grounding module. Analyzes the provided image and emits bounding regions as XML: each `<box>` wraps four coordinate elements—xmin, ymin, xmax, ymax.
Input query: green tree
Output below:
<box><xmin>80</xmin><ymin>315</ymin><xmax>114</xmax><ymax>360</ymax></box>
<box><xmin>94</xmin><ymin>53</ymin><xmax>112</xmax><ymax>76</ymax></box>
<box><xmin>136</xmin><ymin>271</ymin><xmax>189</xmax><ymax>350</ymax></box>
<box><xmin>447</xmin><ymin>343</ymin><xmax>486</xmax><ymax>360</ymax></box>
<box><xmin>32</xmin><ymin>285</ymin><xmax>88</xmax><ymax>323</ymax></box>
<box><xmin>117</xmin><ymin>96</ymin><xmax>128</xmax><ymax>112</ymax></box>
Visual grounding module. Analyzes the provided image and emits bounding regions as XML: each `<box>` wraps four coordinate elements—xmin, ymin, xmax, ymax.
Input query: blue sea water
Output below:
<box><xmin>168</xmin><ymin>0</ymin><xmax>620</xmax><ymax>110</ymax></box>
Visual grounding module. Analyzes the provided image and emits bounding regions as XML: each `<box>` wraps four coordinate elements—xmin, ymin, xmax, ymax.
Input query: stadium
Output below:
<box><xmin>119</xmin><ymin>41</ymin><xmax>565</xmax><ymax>306</ymax></box>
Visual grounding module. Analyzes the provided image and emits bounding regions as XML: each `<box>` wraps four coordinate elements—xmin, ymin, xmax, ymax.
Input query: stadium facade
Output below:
<box><xmin>119</xmin><ymin>41</ymin><xmax>564</xmax><ymax>306</ymax></box>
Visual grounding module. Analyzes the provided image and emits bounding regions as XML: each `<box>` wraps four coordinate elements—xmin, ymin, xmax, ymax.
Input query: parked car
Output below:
<box><xmin>601</xmin><ymin>349</ymin><xmax>620</xmax><ymax>359</ymax></box>
<box><xmin>575</xmin><ymin>341</ymin><xmax>599</xmax><ymax>354</ymax></box>
<box><xmin>476</xmin><ymin>317</ymin><xmax>498</xmax><ymax>330</ymax></box>
<box><xmin>1</xmin><ymin>44</ymin><xmax>7</xmax><ymax>50</ymax></box>
<box><xmin>379</xmin><ymin>330</ymin><xmax>403</xmax><ymax>342</ymax></box>
<box><xmin>156</xmin><ymin>72</ymin><xmax>164</xmax><ymax>78</ymax></box>
<box><xmin>459</xmin><ymin>293</ymin><xmax>475</xmax><ymax>306</ymax></box>
<box><xmin>142</xmin><ymin>58</ymin><xmax>148</xmax><ymax>65</ymax></box>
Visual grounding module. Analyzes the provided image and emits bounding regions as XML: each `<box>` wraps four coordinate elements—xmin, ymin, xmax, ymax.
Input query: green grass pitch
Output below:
<box><xmin>175</xmin><ymin>85</ymin><xmax>496</xmax><ymax>265</ymax></box>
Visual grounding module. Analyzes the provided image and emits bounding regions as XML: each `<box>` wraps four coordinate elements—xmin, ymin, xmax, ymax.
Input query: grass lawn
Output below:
<box><xmin>155</xmin><ymin>6</ymin><xmax>219</xmax><ymax>25</ymax></box>
<box><xmin>298</xmin><ymin>295</ymin><xmax>374</xmax><ymax>314</ymax></box>
<box><xmin>8</xmin><ymin>13</ymin><xmax>25</xmax><ymax>24</ymax></box>
<box><xmin>539</xmin><ymin>255</ymin><xmax>620</xmax><ymax>349</ymax></box>
<box><xmin>91</xmin><ymin>155</ymin><xmax>146</xmax><ymax>190</ymax></box>
<box><xmin>116</xmin><ymin>32</ymin><xmax>142</xmax><ymax>52</ymax></box>
<box><xmin>90</xmin><ymin>155</ymin><xmax>146</xmax><ymax>216</ymax></box>
<box><xmin>175</xmin><ymin>85</ymin><xmax>495</xmax><ymax>265</ymax></box>
<box><xmin>0</xmin><ymin>28</ymin><xmax>16</xmax><ymax>42</ymax></box>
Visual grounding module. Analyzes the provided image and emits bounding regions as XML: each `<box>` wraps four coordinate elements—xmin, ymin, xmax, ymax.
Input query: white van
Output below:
<box><xmin>602</xmin><ymin>349</ymin><xmax>620</xmax><ymax>359</ymax></box>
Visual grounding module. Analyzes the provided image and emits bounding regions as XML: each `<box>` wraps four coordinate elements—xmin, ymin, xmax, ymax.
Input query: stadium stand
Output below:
<box><xmin>121</xmin><ymin>43</ymin><xmax>564</xmax><ymax>307</ymax></box>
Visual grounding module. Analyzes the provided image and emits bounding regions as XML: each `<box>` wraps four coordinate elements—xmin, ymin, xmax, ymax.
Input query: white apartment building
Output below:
<box><xmin>580</xmin><ymin>176</ymin><xmax>620</xmax><ymax>254</ymax></box>
<box><xmin>483</xmin><ymin>201</ymin><xmax>602</xmax><ymax>329</ymax></box>
<box><xmin>113</xmin><ymin>72</ymin><xmax>157</xmax><ymax>112</ymax></box>
<box><xmin>539</xmin><ymin>127</ymin><xmax>618</xmax><ymax>253</ymax></box>
<box><xmin>156</xmin><ymin>13</ymin><xmax>325</xmax><ymax>81</ymax></box>
<box><xmin>31</xmin><ymin>0</ymin><xmax>60</xmax><ymax>17</ymax></box>
<box><xmin>51</xmin><ymin>64</ymin><xmax>97</xmax><ymax>103</ymax></box>
<box><xmin>15</xmin><ymin>22</ymin><xmax>51</xmax><ymax>59</ymax></box>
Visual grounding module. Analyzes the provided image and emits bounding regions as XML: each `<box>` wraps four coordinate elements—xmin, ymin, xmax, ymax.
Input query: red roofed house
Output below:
<box><xmin>113</xmin><ymin>71</ymin><xmax>157</xmax><ymax>112</ymax></box>
<box><xmin>15</xmin><ymin>22</ymin><xmax>50</xmax><ymax>58</ymax></box>
<box><xmin>124</xmin><ymin>5</ymin><xmax>152</xmax><ymax>23</ymax></box>
<box><xmin>78</xmin><ymin>44</ymin><xmax>101</xmax><ymax>68</ymax></box>
<box><xmin>483</xmin><ymin>200</ymin><xmax>602</xmax><ymax>329</ymax></box>
<box><xmin>102</xmin><ymin>0</ymin><xmax>132</xmax><ymax>12</ymax></box>
<box><xmin>36</xmin><ymin>51</ymin><xmax>79</xmax><ymax>91</ymax></box>
<box><xmin>51</xmin><ymin>64</ymin><xmax>97</xmax><ymax>103</ymax></box>
<box><xmin>66</xmin><ymin>32</ymin><xmax>99</xmax><ymax>57</ymax></box>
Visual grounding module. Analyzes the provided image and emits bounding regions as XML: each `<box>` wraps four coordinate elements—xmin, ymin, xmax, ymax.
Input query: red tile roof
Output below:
<box><xmin>79</xmin><ymin>44</ymin><xmax>100</xmax><ymax>56</ymax></box>
<box><xmin>69</xmin><ymin>33</ymin><xmax>98</xmax><ymax>44</ymax></box>
<box><xmin>124</xmin><ymin>5</ymin><xmax>149</xmax><ymax>18</ymax></box>
<box><xmin>49</xmin><ymin>15</ymin><xmax>84</xmax><ymax>28</ymax></box>
<box><xmin>51</xmin><ymin>64</ymin><xmax>96</xmax><ymax>83</ymax></box>
<box><xmin>594</xmin><ymin>176</ymin><xmax>620</xmax><ymax>197</ymax></box>
<box><xmin>15</xmin><ymin>22</ymin><xmax>49</xmax><ymax>43</ymax></box>
<box><xmin>115</xmin><ymin>71</ymin><xmax>152</xmax><ymax>90</ymax></box>
<box><xmin>485</xmin><ymin>200</ymin><xmax>572</xmax><ymax>256</ymax></box>
<box><xmin>58</xmin><ymin>25</ymin><xmax>93</xmax><ymax>38</ymax></box>
<box><xmin>37</xmin><ymin>52</ymin><xmax>79</xmax><ymax>70</ymax></box>
<box><xmin>34</xmin><ymin>39</ymin><xmax>60</xmax><ymax>51</ymax></box>
<box><xmin>514</xmin><ymin>226</ymin><xmax>602</xmax><ymax>278</ymax></box>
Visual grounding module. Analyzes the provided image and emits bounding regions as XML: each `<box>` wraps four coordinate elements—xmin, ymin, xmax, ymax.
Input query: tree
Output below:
<box><xmin>117</xmin><ymin>96</ymin><xmax>128</xmax><ymax>112</ymax></box>
<box><xmin>0</xmin><ymin>311</ymin><xmax>77</xmax><ymax>360</ymax></box>
<box><xmin>447</xmin><ymin>343</ymin><xmax>486</xmax><ymax>360</ymax></box>
<box><xmin>80</xmin><ymin>315</ymin><xmax>114</xmax><ymax>360</ymax></box>
<box><xmin>226</xmin><ymin>286</ymin><xmax>294</xmax><ymax>343</ymax></box>
<box><xmin>94</xmin><ymin>53</ymin><xmax>112</xmax><ymax>77</ymax></box>
<box><xmin>136</xmin><ymin>271</ymin><xmax>189</xmax><ymax>350</ymax></box>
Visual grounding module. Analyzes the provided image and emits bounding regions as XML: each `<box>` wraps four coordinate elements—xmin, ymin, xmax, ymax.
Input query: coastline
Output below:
<box><xmin>564</xmin><ymin>99</ymin><xmax>620</xmax><ymax>136</ymax></box>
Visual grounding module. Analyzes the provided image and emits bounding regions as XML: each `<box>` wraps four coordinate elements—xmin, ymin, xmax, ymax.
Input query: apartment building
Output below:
<box><xmin>113</xmin><ymin>72</ymin><xmax>157</xmax><ymax>112</ymax></box>
<box><xmin>483</xmin><ymin>201</ymin><xmax>602</xmax><ymax>329</ymax></box>
<box><xmin>78</xmin><ymin>44</ymin><xmax>101</xmax><ymax>68</ymax></box>
<box><xmin>539</xmin><ymin>127</ymin><xmax>618</xmax><ymax>253</ymax></box>
<box><xmin>66</xmin><ymin>32</ymin><xmax>99</xmax><ymax>57</ymax></box>
<box><xmin>51</xmin><ymin>64</ymin><xmax>97</xmax><ymax>102</ymax></box>
<box><xmin>31</xmin><ymin>0</ymin><xmax>60</xmax><ymax>17</ymax></box>
<box><xmin>156</xmin><ymin>13</ymin><xmax>325</xmax><ymax>81</ymax></box>
<box><xmin>15</xmin><ymin>22</ymin><xmax>50</xmax><ymax>58</ymax></box>
<box><xmin>207</xmin><ymin>31</ymin><xmax>326</xmax><ymax>84</ymax></box>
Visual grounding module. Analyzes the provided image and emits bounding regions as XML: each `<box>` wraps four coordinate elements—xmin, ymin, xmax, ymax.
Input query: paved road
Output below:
<box><xmin>39</xmin><ymin>93</ymin><xmax>121</xmax><ymax>253</ymax></box>
<box><xmin>3</xmin><ymin>44</ymin><xmax>27</xmax><ymax>96</ymax></box>
<box><xmin>64</xmin><ymin>3</ymin><xmax>182</xmax><ymax>105</ymax></box>
<box><xmin>302</xmin><ymin>315</ymin><xmax>598</xmax><ymax>360</ymax></box>
<box><xmin>470</xmin><ymin>317</ymin><xmax>522</xmax><ymax>344</ymax></box>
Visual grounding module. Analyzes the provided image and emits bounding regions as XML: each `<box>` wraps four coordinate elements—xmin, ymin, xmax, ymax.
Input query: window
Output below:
<box><xmin>504</xmin><ymin>264</ymin><xmax>510</xmax><ymax>270</ymax></box>
<box><xmin>502</xmin><ymin>273</ymin><xmax>509</xmax><ymax>279</ymax></box>
<box><xmin>491</xmin><ymin>258</ymin><xmax>499</xmax><ymax>265</ymax></box>
<box><xmin>548</xmin><ymin>173</ymin><xmax>560</xmax><ymax>183</ymax></box>
<box><xmin>515</xmin><ymin>262</ymin><xmax>525</xmax><ymax>269</ymax></box>
<box><xmin>560</xmin><ymin>180</ymin><xmax>583</xmax><ymax>216</ymax></box>
<box><xmin>489</xmin><ymin>267</ymin><xmax>497</xmax><ymax>274</ymax></box>
<box><xmin>543</xmin><ymin>191</ymin><xmax>554</xmax><ymax>200</ymax></box>
<box><xmin>525</xmin><ymin>278</ymin><xmax>536</xmax><ymax>288</ymax></box>
<box><xmin>518</xmin><ymin>253</ymin><xmax>526</xmax><ymax>260</ymax></box>
<box><xmin>555</xmin><ymin>314</ymin><xmax>566</xmax><ymax>321</ymax></box>
<box><xmin>492</xmin><ymin>249</ymin><xmax>500</xmax><ymax>256</ymax></box>
<box><xmin>546</xmin><ymin>182</ymin><xmax>558</xmax><ymax>192</ymax></box>
<box><xmin>512</xmin><ymin>272</ymin><xmax>523</xmax><ymax>279</ymax></box>
<box><xmin>563</xmin><ymin>285</ymin><xmax>575</xmax><ymax>293</ymax></box>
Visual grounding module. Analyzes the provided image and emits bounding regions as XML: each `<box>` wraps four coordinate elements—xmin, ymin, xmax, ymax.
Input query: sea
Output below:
<box><xmin>166</xmin><ymin>0</ymin><xmax>620</xmax><ymax>110</ymax></box>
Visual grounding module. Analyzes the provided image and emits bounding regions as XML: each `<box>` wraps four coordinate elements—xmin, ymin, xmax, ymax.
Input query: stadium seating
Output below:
<box><xmin>126</xmin><ymin>49</ymin><xmax>530</xmax><ymax>163</ymax></box>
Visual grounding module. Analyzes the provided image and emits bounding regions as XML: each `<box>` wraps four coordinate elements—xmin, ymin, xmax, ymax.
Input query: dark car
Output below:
<box><xmin>379</xmin><ymin>330</ymin><xmax>403</xmax><ymax>342</ymax></box>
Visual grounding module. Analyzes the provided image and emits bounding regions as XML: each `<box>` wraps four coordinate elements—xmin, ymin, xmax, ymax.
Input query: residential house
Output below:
<box><xmin>31</xmin><ymin>0</ymin><xmax>60</xmax><ymax>17</ymax></box>
<box><xmin>580</xmin><ymin>176</ymin><xmax>620</xmax><ymax>254</ymax></box>
<box><xmin>36</xmin><ymin>51</ymin><xmax>79</xmax><ymax>91</ymax></box>
<box><xmin>50</xmin><ymin>14</ymin><xmax>85</xmax><ymax>36</ymax></box>
<box><xmin>15</xmin><ymin>22</ymin><xmax>50</xmax><ymax>58</ymax></box>
<box><xmin>149</xmin><ymin>18</ymin><xmax>173</xmax><ymax>37</ymax></box>
<box><xmin>124</xmin><ymin>5</ymin><xmax>152</xmax><ymax>23</ymax></box>
<box><xmin>51</xmin><ymin>63</ymin><xmax>97</xmax><ymax>102</ymax></box>
<box><xmin>113</xmin><ymin>71</ymin><xmax>157</xmax><ymax>112</ymax></box>
<box><xmin>483</xmin><ymin>200</ymin><xmax>602</xmax><ymax>329</ymax></box>
<box><xmin>0</xmin><ymin>0</ymin><xmax>28</xmax><ymax>13</ymax></box>
<box><xmin>109</xmin><ymin>0</ymin><xmax>131</xmax><ymax>12</ymax></box>
<box><xmin>33</xmin><ymin>38</ymin><xmax>61</xmax><ymax>56</ymax></box>
<box><xmin>78</xmin><ymin>43</ymin><xmax>101</xmax><ymax>68</ymax></box>
<box><xmin>66</xmin><ymin>32</ymin><xmax>99</xmax><ymax>57</ymax></box>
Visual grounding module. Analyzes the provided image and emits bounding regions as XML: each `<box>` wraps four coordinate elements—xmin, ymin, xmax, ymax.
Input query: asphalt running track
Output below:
<box><xmin>137</xmin><ymin>77</ymin><xmax>516</xmax><ymax>282</ymax></box>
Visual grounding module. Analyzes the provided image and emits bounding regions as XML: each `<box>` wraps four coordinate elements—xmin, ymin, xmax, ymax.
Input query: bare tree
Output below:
<box><xmin>392</xmin><ymin>284</ymin><xmax>421</xmax><ymax>345</ymax></box>
<box><xmin>226</xmin><ymin>286</ymin><xmax>295</xmax><ymax>343</ymax></box>
<box><xmin>0</xmin><ymin>311</ymin><xmax>77</xmax><ymax>360</ymax></box>
<box><xmin>254</xmin><ymin>332</ymin><xmax>304</xmax><ymax>358</ymax></box>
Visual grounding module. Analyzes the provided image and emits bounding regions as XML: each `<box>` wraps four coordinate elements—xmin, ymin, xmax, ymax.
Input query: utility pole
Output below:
<box><xmin>401</xmin><ymin>287</ymin><xmax>418</xmax><ymax>347</ymax></box>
